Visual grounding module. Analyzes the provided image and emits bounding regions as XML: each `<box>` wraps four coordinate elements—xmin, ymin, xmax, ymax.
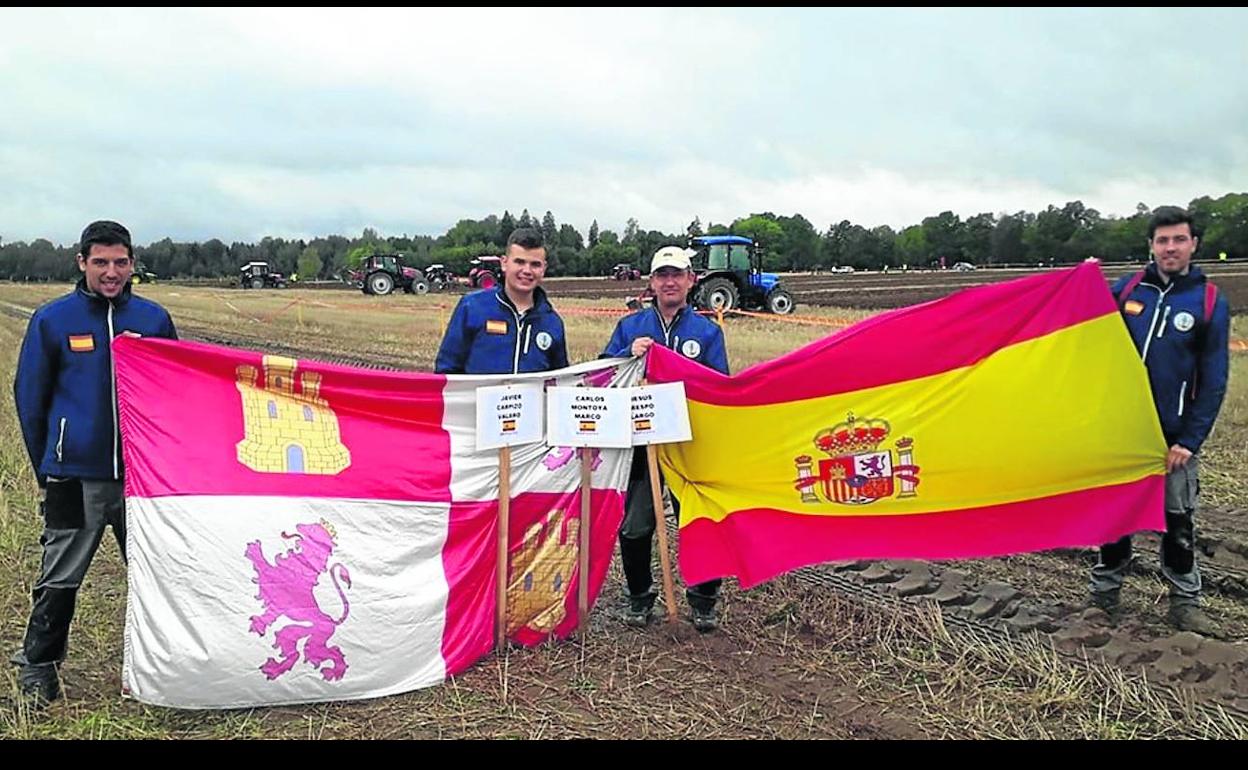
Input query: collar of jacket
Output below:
<box><xmin>75</xmin><ymin>277</ymin><xmax>133</xmax><ymax>307</ymax></box>
<box><xmin>1143</xmin><ymin>261</ymin><xmax>1206</xmax><ymax>291</ymax></box>
<box><xmin>652</xmin><ymin>302</ymin><xmax>690</xmax><ymax>330</ymax></box>
<box><xmin>494</xmin><ymin>284</ymin><xmax>551</xmax><ymax>316</ymax></box>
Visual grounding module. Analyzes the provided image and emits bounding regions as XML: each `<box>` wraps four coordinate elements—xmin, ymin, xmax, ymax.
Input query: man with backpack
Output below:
<box><xmin>1089</xmin><ymin>206</ymin><xmax>1230</xmax><ymax>635</ymax></box>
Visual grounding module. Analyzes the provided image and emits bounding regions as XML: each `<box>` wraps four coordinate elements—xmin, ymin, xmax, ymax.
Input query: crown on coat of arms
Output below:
<box><xmin>813</xmin><ymin>413</ymin><xmax>891</xmax><ymax>456</ymax></box>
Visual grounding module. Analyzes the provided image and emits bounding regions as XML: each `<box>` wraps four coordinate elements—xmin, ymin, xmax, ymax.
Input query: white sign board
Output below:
<box><xmin>476</xmin><ymin>383</ymin><xmax>546</xmax><ymax>450</ymax></box>
<box><xmin>627</xmin><ymin>383</ymin><xmax>692</xmax><ymax>445</ymax></box>
<box><xmin>546</xmin><ymin>387</ymin><xmax>632</xmax><ymax>448</ymax></box>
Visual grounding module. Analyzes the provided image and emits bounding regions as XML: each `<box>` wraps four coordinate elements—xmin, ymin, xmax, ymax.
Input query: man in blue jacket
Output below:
<box><xmin>1089</xmin><ymin>206</ymin><xmax>1230</xmax><ymax>635</ymax></box>
<box><xmin>12</xmin><ymin>220</ymin><xmax>178</xmax><ymax>706</ymax></box>
<box><xmin>602</xmin><ymin>246</ymin><xmax>730</xmax><ymax>632</ymax></box>
<box><xmin>435</xmin><ymin>228</ymin><xmax>568</xmax><ymax>375</ymax></box>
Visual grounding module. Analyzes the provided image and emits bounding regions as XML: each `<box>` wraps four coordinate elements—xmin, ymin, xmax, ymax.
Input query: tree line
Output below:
<box><xmin>3</xmin><ymin>193</ymin><xmax>1245</xmax><ymax>282</ymax></box>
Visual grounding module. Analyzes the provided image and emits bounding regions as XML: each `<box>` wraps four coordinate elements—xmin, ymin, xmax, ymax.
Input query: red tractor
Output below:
<box><xmin>346</xmin><ymin>254</ymin><xmax>429</xmax><ymax>296</ymax></box>
<box><xmin>467</xmin><ymin>256</ymin><xmax>503</xmax><ymax>289</ymax></box>
<box><xmin>611</xmin><ymin>263</ymin><xmax>642</xmax><ymax>281</ymax></box>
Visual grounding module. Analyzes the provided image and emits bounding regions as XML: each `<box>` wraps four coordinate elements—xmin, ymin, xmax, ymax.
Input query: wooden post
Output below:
<box><xmin>638</xmin><ymin>377</ymin><xmax>679</xmax><ymax>624</ymax></box>
<box><xmin>578</xmin><ymin>447</ymin><xmax>592</xmax><ymax>633</ymax></box>
<box><xmin>494</xmin><ymin>446</ymin><xmax>511</xmax><ymax>652</ymax></box>
<box><xmin>646</xmin><ymin>444</ymin><xmax>680</xmax><ymax>623</ymax></box>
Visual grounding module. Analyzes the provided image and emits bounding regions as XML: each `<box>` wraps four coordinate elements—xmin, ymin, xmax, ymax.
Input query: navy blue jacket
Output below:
<box><xmin>602</xmin><ymin>304</ymin><xmax>730</xmax><ymax>375</ymax></box>
<box><xmin>15</xmin><ymin>280</ymin><xmax>178</xmax><ymax>484</ymax></box>
<box><xmin>435</xmin><ymin>285</ymin><xmax>569</xmax><ymax>375</ymax></box>
<box><xmin>1113</xmin><ymin>263</ymin><xmax>1229</xmax><ymax>453</ymax></box>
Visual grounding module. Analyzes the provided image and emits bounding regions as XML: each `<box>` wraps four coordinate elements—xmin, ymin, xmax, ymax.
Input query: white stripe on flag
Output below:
<box><xmin>124</xmin><ymin>496</ymin><xmax>452</xmax><ymax>709</ymax></box>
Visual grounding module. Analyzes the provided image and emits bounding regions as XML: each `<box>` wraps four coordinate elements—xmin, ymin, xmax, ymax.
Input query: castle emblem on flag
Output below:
<box><xmin>506</xmin><ymin>508</ymin><xmax>579</xmax><ymax>634</ymax></box>
<box><xmin>793</xmin><ymin>413</ymin><xmax>920</xmax><ymax>505</ymax></box>
<box><xmin>236</xmin><ymin>356</ymin><xmax>351</xmax><ymax>474</ymax></box>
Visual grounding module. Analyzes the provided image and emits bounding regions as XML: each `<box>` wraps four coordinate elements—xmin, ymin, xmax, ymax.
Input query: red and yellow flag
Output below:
<box><xmin>647</xmin><ymin>263</ymin><xmax>1166</xmax><ymax>588</ymax></box>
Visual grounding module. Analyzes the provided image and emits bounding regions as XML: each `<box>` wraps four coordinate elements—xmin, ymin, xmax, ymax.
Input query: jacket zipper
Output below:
<box><xmin>1139</xmin><ymin>284</ymin><xmax>1171</xmax><ymax>363</ymax></box>
<box><xmin>108</xmin><ymin>303</ymin><xmax>119</xmax><ymax>479</ymax></box>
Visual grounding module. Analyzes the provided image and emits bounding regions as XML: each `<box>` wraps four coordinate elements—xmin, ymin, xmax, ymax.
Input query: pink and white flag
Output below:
<box><xmin>114</xmin><ymin>337</ymin><xmax>641</xmax><ymax>709</ymax></box>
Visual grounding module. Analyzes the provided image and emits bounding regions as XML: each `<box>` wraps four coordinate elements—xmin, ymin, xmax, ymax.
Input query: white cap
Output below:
<box><xmin>650</xmin><ymin>246</ymin><xmax>696</xmax><ymax>273</ymax></box>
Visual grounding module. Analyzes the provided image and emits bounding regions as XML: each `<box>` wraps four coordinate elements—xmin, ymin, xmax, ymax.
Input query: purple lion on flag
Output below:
<box><xmin>244</xmin><ymin>520</ymin><xmax>352</xmax><ymax>681</ymax></box>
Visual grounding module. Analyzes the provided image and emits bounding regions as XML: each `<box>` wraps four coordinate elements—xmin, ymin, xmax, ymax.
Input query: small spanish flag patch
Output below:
<box><xmin>486</xmin><ymin>319</ymin><xmax>508</xmax><ymax>335</ymax></box>
<box><xmin>502</xmin><ymin>419</ymin><xmax>517</xmax><ymax>432</ymax></box>
<box><xmin>1123</xmin><ymin>300</ymin><xmax>1145</xmax><ymax>316</ymax></box>
<box><xmin>634</xmin><ymin>420</ymin><xmax>652</xmax><ymax>431</ymax></box>
<box><xmin>68</xmin><ymin>334</ymin><xmax>95</xmax><ymax>352</ymax></box>
<box><xmin>579</xmin><ymin>421</ymin><xmax>597</xmax><ymax>432</ymax></box>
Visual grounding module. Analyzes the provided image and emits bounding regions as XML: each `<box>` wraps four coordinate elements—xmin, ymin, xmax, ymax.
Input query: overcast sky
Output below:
<box><xmin>3</xmin><ymin>7</ymin><xmax>1246</xmax><ymax>245</ymax></box>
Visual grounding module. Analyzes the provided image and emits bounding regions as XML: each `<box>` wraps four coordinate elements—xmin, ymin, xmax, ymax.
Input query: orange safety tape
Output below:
<box><xmin>722</xmin><ymin>307</ymin><xmax>856</xmax><ymax>328</ymax></box>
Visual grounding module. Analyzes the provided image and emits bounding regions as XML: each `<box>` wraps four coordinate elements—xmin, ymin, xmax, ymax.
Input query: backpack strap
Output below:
<box><xmin>1116</xmin><ymin>270</ymin><xmax>1146</xmax><ymax>308</ymax></box>
<box><xmin>1189</xmin><ymin>281</ymin><xmax>1219</xmax><ymax>402</ymax></box>
<box><xmin>1203</xmin><ymin>281</ymin><xmax>1218</xmax><ymax>324</ymax></box>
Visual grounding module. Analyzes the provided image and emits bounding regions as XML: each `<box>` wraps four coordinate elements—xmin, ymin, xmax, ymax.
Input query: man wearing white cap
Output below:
<box><xmin>601</xmin><ymin>245</ymin><xmax>729</xmax><ymax>631</ymax></box>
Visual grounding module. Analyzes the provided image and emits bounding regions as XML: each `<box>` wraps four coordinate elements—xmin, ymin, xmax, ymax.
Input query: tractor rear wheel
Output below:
<box><xmin>368</xmin><ymin>272</ymin><xmax>395</xmax><ymax>296</ymax></box>
<box><xmin>699</xmin><ymin>277</ymin><xmax>738</xmax><ymax>312</ymax></box>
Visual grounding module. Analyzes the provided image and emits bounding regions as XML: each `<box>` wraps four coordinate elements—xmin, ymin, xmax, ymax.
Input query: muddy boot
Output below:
<box><xmin>687</xmin><ymin>589</ymin><xmax>719</xmax><ymax>633</ymax></box>
<box><xmin>17</xmin><ymin>663</ymin><xmax>61</xmax><ymax>709</ymax></box>
<box><xmin>624</xmin><ymin>589</ymin><xmax>657</xmax><ymax>627</ymax></box>
<box><xmin>1167</xmin><ymin>602</ymin><xmax>1218</xmax><ymax>636</ymax></box>
<box><xmin>1087</xmin><ymin>589</ymin><xmax>1120</xmax><ymax>615</ymax></box>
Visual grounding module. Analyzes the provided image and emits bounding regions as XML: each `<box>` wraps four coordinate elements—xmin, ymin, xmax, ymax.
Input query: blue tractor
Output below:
<box><xmin>689</xmin><ymin>235</ymin><xmax>795</xmax><ymax>315</ymax></box>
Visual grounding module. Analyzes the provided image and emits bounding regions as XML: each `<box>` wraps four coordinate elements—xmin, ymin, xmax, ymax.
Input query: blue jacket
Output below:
<box><xmin>1113</xmin><ymin>263</ymin><xmax>1230</xmax><ymax>453</ymax></box>
<box><xmin>602</xmin><ymin>304</ymin><xmax>730</xmax><ymax>375</ymax></box>
<box><xmin>435</xmin><ymin>285</ymin><xmax>569</xmax><ymax>375</ymax></box>
<box><xmin>15</xmin><ymin>280</ymin><xmax>178</xmax><ymax>484</ymax></box>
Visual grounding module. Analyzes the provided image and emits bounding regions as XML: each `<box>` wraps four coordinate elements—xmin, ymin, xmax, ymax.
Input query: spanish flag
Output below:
<box><xmin>647</xmin><ymin>263</ymin><xmax>1166</xmax><ymax>588</ymax></box>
